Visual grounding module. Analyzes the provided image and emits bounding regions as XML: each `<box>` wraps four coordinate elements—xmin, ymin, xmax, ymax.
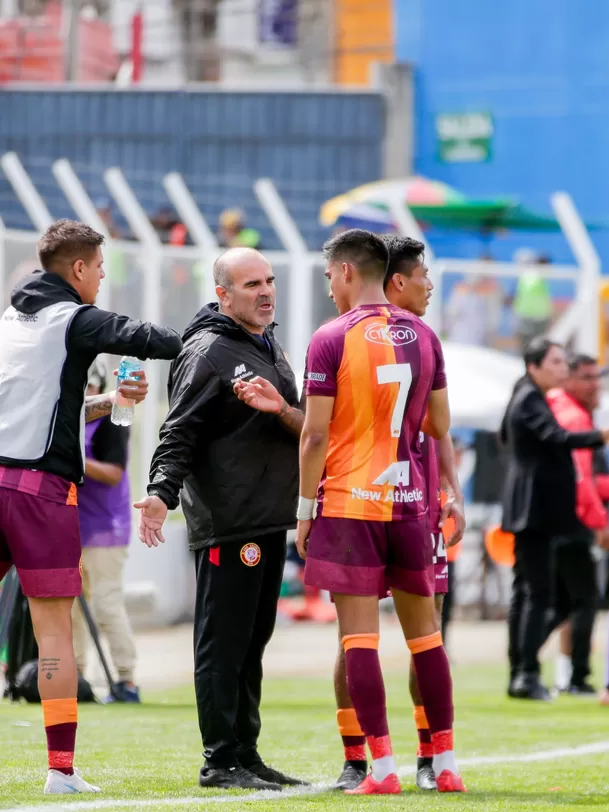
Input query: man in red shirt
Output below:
<box><xmin>546</xmin><ymin>353</ymin><xmax>609</xmax><ymax>693</ymax></box>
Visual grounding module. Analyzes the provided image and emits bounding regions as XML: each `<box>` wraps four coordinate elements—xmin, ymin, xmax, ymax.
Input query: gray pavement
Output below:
<box><xmin>117</xmin><ymin>613</ymin><xmax>608</xmax><ymax>691</ymax></box>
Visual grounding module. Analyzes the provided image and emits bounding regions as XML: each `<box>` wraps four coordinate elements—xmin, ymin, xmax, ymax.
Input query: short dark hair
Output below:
<box><xmin>568</xmin><ymin>352</ymin><xmax>597</xmax><ymax>372</ymax></box>
<box><xmin>382</xmin><ymin>235</ymin><xmax>425</xmax><ymax>288</ymax></box>
<box><xmin>322</xmin><ymin>228</ymin><xmax>389</xmax><ymax>281</ymax></box>
<box><xmin>523</xmin><ymin>336</ymin><xmax>562</xmax><ymax>368</ymax></box>
<box><xmin>38</xmin><ymin>220</ymin><xmax>104</xmax><ymax>273</ymax></box>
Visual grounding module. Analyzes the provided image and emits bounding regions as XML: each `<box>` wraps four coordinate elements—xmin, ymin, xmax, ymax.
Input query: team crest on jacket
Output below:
<box><xmin>240</xmin><ymin>543</ymin><xmax>261</xmax><ymax>567</ymax></box>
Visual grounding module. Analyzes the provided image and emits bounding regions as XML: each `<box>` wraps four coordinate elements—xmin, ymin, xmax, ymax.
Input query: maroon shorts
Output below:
<box><xmin>305</xmin><ymin>515</ymin><xmax>434</xmax><ymax>598</ymax></box>
<box><xmin>432</xmin><ymin>531</ymin><xmax>448</xmax><ymax>595</ymax></box>
<box><xmin>0</xmin><ymin>485</ymin><xmax>82</xmax><ymax>598</ymax></box>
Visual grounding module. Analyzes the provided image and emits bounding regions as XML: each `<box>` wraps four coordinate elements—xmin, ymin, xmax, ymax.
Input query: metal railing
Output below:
<box><xmin>0</xmin><ymin>151</ymin><xmax>603</xmax><ymax>621</ymax></box>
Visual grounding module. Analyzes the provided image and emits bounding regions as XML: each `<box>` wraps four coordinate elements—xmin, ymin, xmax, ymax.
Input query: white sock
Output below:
<box><xmin>371</xmin><ymin>755</ymin><xmax>396</xmax><ymax>782</ymax></box>
<box><xmin>555</xmin><ymin>653</ymin><xmax>572</xmax><ymax>690</ymax></box>
<box><xmin>433</xmin><ymin>750</ymin><xmax>459</xmax><ymax>776</ymax></box>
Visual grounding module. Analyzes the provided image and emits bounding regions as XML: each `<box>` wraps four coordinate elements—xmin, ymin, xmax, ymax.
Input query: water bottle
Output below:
<box><xmin>111</xmin><ymin>356</ymin><xmax>142</xmax><ymax>427</ymax></box>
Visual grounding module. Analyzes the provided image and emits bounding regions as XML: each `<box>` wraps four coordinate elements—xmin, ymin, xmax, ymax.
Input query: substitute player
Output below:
<box><xmin>0</xmin><ymin>220</ymin><xmax>182</xmax><ymax>794</ymax></box>
<box><xmin>296</xmin><ymin>229</ymin><xmax>464</xmax><ymax>795</ymax></box>
<box><xmin>331</xmin><ymin>236</ymin><xmax>465</xmax><ymax>792</ymax></box>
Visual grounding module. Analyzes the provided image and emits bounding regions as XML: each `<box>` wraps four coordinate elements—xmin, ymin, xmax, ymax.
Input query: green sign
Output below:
<box><xmin>436</xmin><ymin>112</ymin><xmax>493</xmax><ymax>163</ymax></box>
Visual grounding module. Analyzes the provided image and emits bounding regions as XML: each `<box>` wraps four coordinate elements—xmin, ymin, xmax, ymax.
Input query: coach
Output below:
<box><xmin>136</xmin><ymin>248</ymin><xmax>306</xmax><ymax>791</ymax></box>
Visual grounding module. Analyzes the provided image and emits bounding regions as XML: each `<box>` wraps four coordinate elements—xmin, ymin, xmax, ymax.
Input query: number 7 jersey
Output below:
<box><xmin>305</xmin><ymin>304</ymin><xmax>447</xmax><ymax>522</ymax></box>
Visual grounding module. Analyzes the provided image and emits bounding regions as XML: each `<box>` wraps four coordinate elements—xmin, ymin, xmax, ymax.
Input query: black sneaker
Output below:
<box><xmin>512</xmin><ymin>675</ymin><xmax>552</xmax><ymax>702</ymax></box>
<box><xmin>415</xmin><ymin>758</ymin><xmax>437</xmax><ymax>791</ymax></box>
<box><xmin>246</xmin><ymin>762</ymin><xmax>309</xmax><ymax>787</ymax></box>
<box><xmin>199</xmin><ymin>765</ymin><xmax>282</xmax><ymax>791</ymax></box>
<box><xmin>332</xmin><ymin>760</ymin><xmax>367</xmax><ymax>791</ymax></box>
<box><xmin>568</xmin><ymin>682</ymin><xmax>596</xmax><ymax>695</ymax></box>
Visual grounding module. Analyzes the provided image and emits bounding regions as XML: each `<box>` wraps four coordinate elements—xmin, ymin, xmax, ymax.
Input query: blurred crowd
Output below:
<box><xmin>444</xmin><ymin>251</ymin><xmax>554</xmax><ymax>354</ymax></box>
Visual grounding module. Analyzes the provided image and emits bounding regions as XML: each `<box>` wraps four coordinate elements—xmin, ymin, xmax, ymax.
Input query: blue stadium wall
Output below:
<box><xmin>395</xmin><ymin>0</ymin><xmax>609</xmax><ymax>271</ymax></box>
<box><xmin>0</xmin><ymin>89</ymin><xmax>384</xmax><ymax>249</ymax></box>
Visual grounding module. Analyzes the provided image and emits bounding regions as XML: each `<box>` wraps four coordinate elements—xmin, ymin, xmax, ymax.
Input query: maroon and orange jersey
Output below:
<box><xmin>420</xmin><ymin>432</ymin><xmax>441</xmax><ymax>534</ymax></box>
<box><xmin>305</xmin><ymin>304</ymin><xmax>446</xmax><ymax>521</ymax></box>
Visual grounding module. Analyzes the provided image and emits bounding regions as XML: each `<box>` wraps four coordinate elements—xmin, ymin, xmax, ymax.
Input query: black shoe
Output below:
<box><xmin>568</xmin><ymin>682</ymin><xmax>596</xmax><ymax>695</ymax></box>
<box><xmin>512</xmin><ymin>674</ymin><xmax>552</xmax><ymax>701</ymax></box>
<box><xmin>246</xmin><ymin>762</ymin><xmax>309</xmax><ymax>787</ymax></box>
<box><xmin>415</xmin><ymin>758</ymin><xmax>437</xmax><ymax>791</ymax></box>
<box><xmin>507</xmin><ymin>679</ymin><xmax>519</xmax><ymax>698</ymax></box>
<box><xmin>199</xmin><ymin>765</ymin><xmax>282</xmax><ymax>791</ymax></box>
<box><xmin>332</xmin><ymin>761</ymin><xmax>367</xmax><ymax>791</ymax></box>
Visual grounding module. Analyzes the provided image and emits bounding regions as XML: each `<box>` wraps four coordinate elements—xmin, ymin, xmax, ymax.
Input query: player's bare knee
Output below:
<box><xmin>333</xmin><ymin>595</ymin><xmax>379</xmax><ymax>637</ymax></box>
<box><xmin>392</xmin><ymin>590</ymin><xmax>439</xmax><ymax>640</ymax></box>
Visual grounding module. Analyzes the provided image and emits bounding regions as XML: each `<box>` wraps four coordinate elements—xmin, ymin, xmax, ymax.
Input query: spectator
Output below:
<box><xmin>512</xmin><ymin>251</ymin><xmax>553</xmax><ymax>353</ymax></box>
<box><xmin>95</xmin><ymin>198</ymin><xmax>122</xmax><ymax>240</ymax></box>
<box><xmin>545</xmin><ymin>353</ymin><xmax>609</xmax><ymax>694</ymax></box>
<box><xmin>94</xmin><ymin>198</ymin><xmax>129</xmax><ymax>314</ymax></box>
<box><xmin>71</xmin><ymin>358</ymin><xmax>139</xmax><ymax>704</ymax></box>
<box><xmin>218</xmin><ymin>209</ymin><xmax>261</xmax><ymax>249</ymax></box>
<box><xmin>150</xmin><ymin>207</ymin><xmax>177</xmax><ymax>244</ymax></box>
<box><xmin>500</xmin><ymin>338</ymin><xmax>609</xmax><ymax>701</ymax></box>
<box><xmin>445</xmin><ymin>274</ymin><xmax>495</xmax><ymax>346</ymax></box>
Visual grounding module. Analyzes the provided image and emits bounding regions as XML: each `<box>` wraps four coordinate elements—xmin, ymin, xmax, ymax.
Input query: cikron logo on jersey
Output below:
<box><xmin>364</xmin><ymin>322</ymin><xmax>417</xmax><ymax>347</ymax></box>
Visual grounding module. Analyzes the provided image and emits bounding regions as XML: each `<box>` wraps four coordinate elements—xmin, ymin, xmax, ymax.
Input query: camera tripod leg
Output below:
<box><xmin>77</xmin><ymin>595</ymin><xmax>118</xmax><ymax>699</ymax></box>
<box><xmin>0</xmin><ymin>568</ymin><xmax>19</xmax><ymax>655</ymax></box>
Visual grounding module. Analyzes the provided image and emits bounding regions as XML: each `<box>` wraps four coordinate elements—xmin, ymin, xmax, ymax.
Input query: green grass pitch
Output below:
<box><xmin>2</xmin><ymin>662</ymin><xmax>609</xmax><ymax>811</ymax></box>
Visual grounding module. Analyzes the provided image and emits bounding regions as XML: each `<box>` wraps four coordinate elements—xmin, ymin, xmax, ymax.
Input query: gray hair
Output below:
<box><xmin>213</xmin><ymin>255</ymin><xmax>233</xmax><ymax>290</ymax></box>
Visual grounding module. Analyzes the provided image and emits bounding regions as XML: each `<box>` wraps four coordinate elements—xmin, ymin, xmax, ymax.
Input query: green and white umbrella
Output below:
<box><xmin>320</xmin><ymin>177</ymin><xmax>604</xmax><ymax>233</ymax></box>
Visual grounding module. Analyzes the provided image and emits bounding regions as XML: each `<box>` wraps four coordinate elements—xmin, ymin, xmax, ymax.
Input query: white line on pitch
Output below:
<box><xmin>7</xmin><ymin>739</ymin><xmax>609</xmax><ymax>812</ymax></box>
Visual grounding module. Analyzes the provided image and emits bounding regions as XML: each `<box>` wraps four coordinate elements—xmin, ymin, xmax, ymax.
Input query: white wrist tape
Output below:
<box><xmin>297</xmin><ymin>496</ymin><xmax>316</xmax><ymax>521</ymax></box>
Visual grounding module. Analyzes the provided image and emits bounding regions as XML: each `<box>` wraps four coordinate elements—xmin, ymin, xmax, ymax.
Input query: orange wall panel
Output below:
<box><xmin>334</xmin><ymin>0</ymin><xmax>394</xmax><ymax>85</ymax></box>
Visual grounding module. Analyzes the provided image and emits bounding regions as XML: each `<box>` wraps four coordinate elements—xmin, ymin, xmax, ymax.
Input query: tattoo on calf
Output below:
<box><xmin>40</xmin><ymin>658</ymin><xmax>60</xmax><ymax>681</ymax></box>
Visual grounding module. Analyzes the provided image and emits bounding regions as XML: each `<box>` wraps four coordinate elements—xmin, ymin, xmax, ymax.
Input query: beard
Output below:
<box><xmin>233</xmin><ymin>302</ymin><xmax>275</xmax><ymax>331</ymax></box>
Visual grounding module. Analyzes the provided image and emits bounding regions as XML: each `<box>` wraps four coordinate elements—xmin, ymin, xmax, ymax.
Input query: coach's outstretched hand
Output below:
<box><xmin>134</xmin><ymin>494</ymin><xmax>168</xmax><ymax>547</ymax></box>
<box><xmin>233</xmin><ymin>376</ymin><xmax>284</xmax><ymax>415</ymax></box>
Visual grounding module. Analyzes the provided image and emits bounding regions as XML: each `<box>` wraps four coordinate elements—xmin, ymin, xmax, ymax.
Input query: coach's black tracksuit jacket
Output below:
<box><xmin>148</xmin><ymin>303</ymin><xmax>300</xmax><ymax>550</ymax></box>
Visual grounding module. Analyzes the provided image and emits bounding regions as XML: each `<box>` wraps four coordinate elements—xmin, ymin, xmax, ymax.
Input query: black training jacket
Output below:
<box><xmin>0</xmin><ymin>271</ymin><xmax>182</xmax><ymax>484</ymax></box>
<box><xmin>147</xmin><ymin>303</ymin><xmax>300</xmax><ymax>550</ymax></box>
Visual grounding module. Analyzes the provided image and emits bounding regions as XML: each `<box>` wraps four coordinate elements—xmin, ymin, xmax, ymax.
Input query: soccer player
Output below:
<box><xmin>296</xmin><ymin>229</ymin><xmax>465</xmax><ymax>795</ymax></box>
<box><xmin>0</xmin><ymin>220</ymin><xmax>182</xmax><ymax>794</ymax></box>
<box><xmin>331</xmin><ymin>236</ymin><xmax>465</xmax><ymax>792</ymax></box>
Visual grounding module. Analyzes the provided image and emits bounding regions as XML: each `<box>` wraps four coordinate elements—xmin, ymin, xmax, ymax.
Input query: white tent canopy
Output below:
<box><xmin>441</xmin><ymin>343</ymin><xmax>523</xmax><ymax>430</ymax></box>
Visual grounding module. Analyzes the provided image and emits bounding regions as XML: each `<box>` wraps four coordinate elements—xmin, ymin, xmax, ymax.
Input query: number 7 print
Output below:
<box><xmin>377</xmin><ymin>363</ymin><xmax>413</xmax><ymax>438</ymax></box>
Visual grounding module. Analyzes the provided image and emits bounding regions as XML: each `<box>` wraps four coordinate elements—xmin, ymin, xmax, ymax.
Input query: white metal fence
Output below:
<box><xmin>1</xmin><ymin>151</ymin><xmax>604</xmax><ymax>501</ymax></box>
<box><xmin>0</xmin><ymin>152</ymin><xmax>604</xmax><ymax>624</ymax></box>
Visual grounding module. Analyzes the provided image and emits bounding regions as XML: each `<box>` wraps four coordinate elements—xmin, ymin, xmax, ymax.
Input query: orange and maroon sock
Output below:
<box><xmin>336</xmin><ymin>708</ymin><xmax>366</xmax><ymax>764</ymax></box>
<box><xmin>42</xmin><ymin>698</ymin><xmax>77</xmax><ymax>776</ymax></box>
<box><xmin>407</xmin><ymin>632</ymin><xmax>453</xmax><ymax>736</ymax></box>
<box><xmin>413</xmin><ymin>705</ymin><xmax>433</xmax><ymax>761</ymax></box>
<box><xmin>343</xmin><ymin>634</ymin><xmax>396</xmax><ymax>781</ymax></box>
